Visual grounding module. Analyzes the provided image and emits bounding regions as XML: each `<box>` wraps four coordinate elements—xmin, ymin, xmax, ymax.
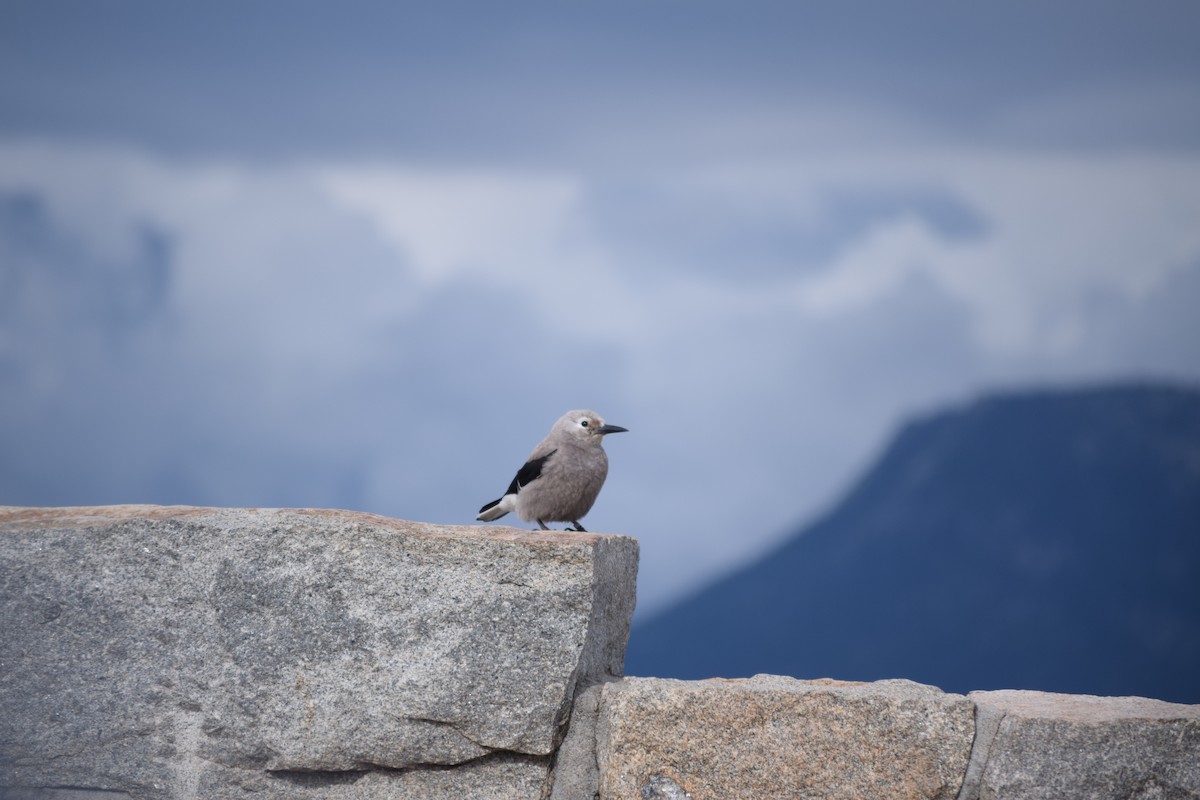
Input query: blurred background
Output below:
<box><xmin>3</xmin><ymin>2</ymin><xmax>1198</xmax><ymax>701</ymax></box>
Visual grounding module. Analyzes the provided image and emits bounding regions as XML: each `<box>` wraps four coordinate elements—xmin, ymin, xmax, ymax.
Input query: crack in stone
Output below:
<box><xmin>401</xmin><ymin>714</ymin><xmax>493</xmax><ymax>752</ymax></box>
<box><xmin>264</xmin><ymin>749</ymin><xmax>549</xmax><ymax>786</ymax></box>
<box><xmin>955</xmin><ymin>702</ymin><xmax>1005</xmax><ymax>800</ymax></box>
<box><xmin>546</xmin><ymin>682</ymin><xmax>605</xmax><ymax>800</ymax></box>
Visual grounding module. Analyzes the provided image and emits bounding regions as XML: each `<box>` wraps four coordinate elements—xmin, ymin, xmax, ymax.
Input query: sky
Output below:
<box><xmin>2</xmin><ymin>1</ymin><xmax>1200</xmax><ymax>616</ymax></box>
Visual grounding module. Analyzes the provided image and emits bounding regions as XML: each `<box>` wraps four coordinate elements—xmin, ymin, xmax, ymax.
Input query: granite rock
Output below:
<box><xmin>593</xmin><ymin>675</ymin><xmax>975</xmax><ymax>800</ymax></box>
<box><xmin>960</xmin><ymin>690</ymin><xmax>1200</xmax><ymax>800</ymax></box>
<box><xmin>0</xmin><ymin>505</ymin><xmax>638</xmax><ymax>799</ymax></box>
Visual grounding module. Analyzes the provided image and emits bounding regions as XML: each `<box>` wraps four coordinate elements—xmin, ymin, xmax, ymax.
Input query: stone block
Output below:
<box><xmin>959</xmin><ymin>689</ymin><xmax>1200</xmax><ymax>800</ymax></box>
<box><xmin>0</xmin><ymin>505</ymin><xmax>638</xmax><ymax>799</ymax></box>
<box><xmin>592</xmin><ymin>675</ymin><xmax>975</xmax><ymax>800</ymax></box>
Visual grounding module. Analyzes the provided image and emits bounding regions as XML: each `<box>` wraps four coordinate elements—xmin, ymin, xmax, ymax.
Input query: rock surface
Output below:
<box><xmin>6</xmin><ymin>505</ymin><xmax>1200</xmax><ymax>800</ymax></box>
<box><xmin>589</xmin><ymin>675</ymin><xmax>975</xmax><ymax>800</ymax></box>
<box><xmin>959</xmin><ymin>689</ymin><xmax>1200</xmax><ymax>800</ymax></box>
<box><xmin>0</xmin><ymin>505</ymin><xmax>639</xmax><ymax>799</ymax></box>
<box><xmin>548</xmin><ymin>683</ymin><xmax>604</xmax><ymax>800</ymax></box>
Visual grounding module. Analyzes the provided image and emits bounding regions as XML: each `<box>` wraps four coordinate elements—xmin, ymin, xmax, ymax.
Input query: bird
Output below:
<box><xmin>477</xmin><ymin>410</ymin><xmax>628</xmax><ymax>532</ymax></box>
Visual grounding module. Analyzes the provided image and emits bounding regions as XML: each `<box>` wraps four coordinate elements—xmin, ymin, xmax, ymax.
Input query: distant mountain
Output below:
<box><xmin>625</xmin><ymin>383</ymin><xmax>1200</xmax><ymax>703</ymax></box>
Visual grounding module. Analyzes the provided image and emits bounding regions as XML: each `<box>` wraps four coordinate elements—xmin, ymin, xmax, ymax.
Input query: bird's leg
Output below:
<box><xmin>567</xmin><ymin>521</ymin><xmax>587</xmax><ymax>532</ymax></box>
<box><xmin>537</xmin><ymin>520</ymin><xmax>549</xmax><ymax>531</ymax></box>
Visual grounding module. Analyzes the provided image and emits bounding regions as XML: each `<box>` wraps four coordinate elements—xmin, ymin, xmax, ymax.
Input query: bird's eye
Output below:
<box><xmin>580</xmin><ymin>420</ymin><xmax>589</xmax><ymax>427</ymax></box>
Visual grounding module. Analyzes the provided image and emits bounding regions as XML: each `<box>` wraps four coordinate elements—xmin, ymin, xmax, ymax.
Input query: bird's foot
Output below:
<box><xmin>537</xmin><ymin>520</ymin><xmax>550</xmax><ymax>531</ymax></box>
<box><xmin>567</xmin><ymin>521</ymin><xmax>587</xmax><ymax>532</ymax></box>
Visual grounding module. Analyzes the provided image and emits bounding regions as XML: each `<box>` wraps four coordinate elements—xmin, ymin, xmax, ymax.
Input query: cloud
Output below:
<box><xmin>788</xmin><ymin>153</ymin><xmax>1200</xmax><ymax>355</ymax></box>
<box><xmin>5</xmin><ymin>2</ymin><xmax>1199</xmax><ymax>162</ymax></box>
<box><xmin>317</xmin><ymin>167</ymin><xmax>584</xmax><ymax>286</ymax></box>
<box><xmin>2</xmin><ymin>139</ymin><xmax>1200</xmax><ymax>613</ymax></box>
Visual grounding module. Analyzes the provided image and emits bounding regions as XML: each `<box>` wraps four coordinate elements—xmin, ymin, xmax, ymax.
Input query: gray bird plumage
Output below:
<box><xmin>477</xmin><ymin>409</ymin><xmax>628</xmax><ymax>531</ymax></box>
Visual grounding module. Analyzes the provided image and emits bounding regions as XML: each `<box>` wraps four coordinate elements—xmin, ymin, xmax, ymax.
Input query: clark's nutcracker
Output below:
<box><xmin>477</xmin><ymin>410</ymin><xmax>628</xmax><ymax>531</ymax></box>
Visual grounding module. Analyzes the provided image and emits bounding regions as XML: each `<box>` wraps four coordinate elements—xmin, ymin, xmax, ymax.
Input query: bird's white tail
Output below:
<box><xmin>476</xmin><ymin>493</ymin><xmax>517</xmax><ymax>521</ymax></box>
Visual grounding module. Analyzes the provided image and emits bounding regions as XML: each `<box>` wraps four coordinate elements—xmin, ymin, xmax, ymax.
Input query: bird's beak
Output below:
<box><xmin>598</xmin><ymin>424</ymin><xmax>628</xmax><ymax>435</ymax></box>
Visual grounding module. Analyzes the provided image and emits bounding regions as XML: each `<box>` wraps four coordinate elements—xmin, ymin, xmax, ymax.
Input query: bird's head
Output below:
<box><xmin>556</xmin><ymin>410</ymin><xmax>629</xmax><ymax>445</ymax></box>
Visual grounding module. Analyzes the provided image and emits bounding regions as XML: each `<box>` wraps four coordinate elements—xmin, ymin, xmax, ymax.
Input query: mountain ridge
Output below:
<box><xmin>625</xmin><ymin>381</ymin><xmax>1200</xmax><ymax>703</ymax></box>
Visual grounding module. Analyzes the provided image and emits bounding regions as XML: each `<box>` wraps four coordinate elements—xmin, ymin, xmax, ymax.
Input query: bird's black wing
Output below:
<box><xmin>478</xmin><ymin>449</ymin><xmax>557</xmax><ymax>517</ymax></box>
<box><xmin>504</xmin><ymin>449</ymin><xmax>557</xmax><ymax>496</ymax></box>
